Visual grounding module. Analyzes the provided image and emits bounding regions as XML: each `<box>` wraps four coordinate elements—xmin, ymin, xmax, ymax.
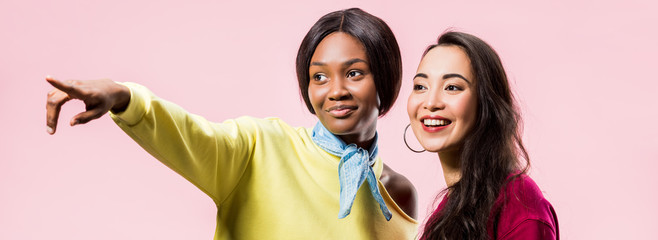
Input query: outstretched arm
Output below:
<box><xmin>45</xmin><ymin>76</ymin><xmax>130</xmax><ymax>134</ymax></box>
<box><xmin>45</xmin><ymin>78</ymin><xmax>255</xmax><ymax>204</ymax></box>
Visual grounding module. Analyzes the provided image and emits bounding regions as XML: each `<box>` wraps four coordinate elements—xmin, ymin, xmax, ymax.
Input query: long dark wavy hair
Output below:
<box><xmin>419</xmin><ymin>31</ymin><xmax>530</xmax><ymax>240</ymax></box>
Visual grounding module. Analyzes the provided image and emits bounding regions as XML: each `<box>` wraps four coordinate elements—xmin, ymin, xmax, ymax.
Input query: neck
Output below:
<box><xmin>337</xmin><ymin>123</ymin><xmax>377</xmax><ymax>150</ymax></box>
<box><xmin>438</xmin><ymin>149</ymin><xmax>462</xmax><ymax>187</ymax></box>
<box><xmin>338</xmin><ymin>132</ymin><xmax>376</xmax><ymax>150</ymax></box>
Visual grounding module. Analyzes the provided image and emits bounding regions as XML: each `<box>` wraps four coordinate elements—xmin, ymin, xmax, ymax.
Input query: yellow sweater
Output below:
<box><xmin>110</xmin><ymin>83</ymin><xmax>418</xmax><ymax>239</ymax></box>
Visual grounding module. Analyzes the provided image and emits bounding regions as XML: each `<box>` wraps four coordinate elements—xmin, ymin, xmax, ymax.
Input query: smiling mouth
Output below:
<box><xmin>326</xmin><ymin>105</ymin><xmax>357</xmax><ymax>118</ymax></box>
<box><xmin>422</xmin><ymin>118</ymin><xmax>452</xmax><ymax>127</ymax></box>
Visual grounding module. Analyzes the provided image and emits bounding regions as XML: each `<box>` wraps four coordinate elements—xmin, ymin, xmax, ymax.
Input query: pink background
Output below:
<box><xmin>1</xmin><ymin>0</ymin><xmax>657</xmax><ymax>239</ymax></box>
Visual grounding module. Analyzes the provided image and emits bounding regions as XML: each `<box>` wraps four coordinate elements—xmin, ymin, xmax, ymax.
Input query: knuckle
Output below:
<box><xmin>46</xmin><ymin>97</ymin><xmax>58</xmax><ymax>107</ymax></box>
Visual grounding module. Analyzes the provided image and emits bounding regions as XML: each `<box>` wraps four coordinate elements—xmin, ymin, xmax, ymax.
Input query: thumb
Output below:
<box><xmin>70</xmin><ymin>107</ymin><xmax>107</xmax><ymax>126</ymax></box>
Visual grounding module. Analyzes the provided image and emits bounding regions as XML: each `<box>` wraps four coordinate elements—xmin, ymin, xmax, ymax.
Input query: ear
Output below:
<box><xmin>376</xmin><ymin>92</ymin><xmax>383</xmax><ymax>115</ymax></box>
<box><xmin>377</xmin><ymin>92</ymin><xmax>381</xmax><ymax>108</ymax></box>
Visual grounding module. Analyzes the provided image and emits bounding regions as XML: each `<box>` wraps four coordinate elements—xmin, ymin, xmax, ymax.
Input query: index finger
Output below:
<box><xmin>45</xmin><ymin>76</ymin><xmax>76</xmax><ymax>95</ymax></box>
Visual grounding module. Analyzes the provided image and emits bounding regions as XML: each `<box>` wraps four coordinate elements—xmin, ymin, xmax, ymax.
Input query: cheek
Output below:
<box><xmin>454</xmin><ymin>94</ymin><xmax>478</xmax><ymax>128</ymax></box>
<box><xmin>405</xmin><ymin>96</ymin><xmax>423</xmax><ymax>141</ymax></box>
<box><xmin>351</xmin><ymin>79</ymin><xmax>378</xmax><ymax>102</ymax></box>
<box><xmin>406</xmin><ymin>95</ymin><xmax>420</xmax><ymax>119</ymax></box>
<box><xmin>347</xmin><ymin>79</ymin><xmax>380</xmax><ymax>117</ymax></box>
<box><xmin>308</xmin><ymin>85</ymin><xmax>325</xmax><ymax>108</ymax></box>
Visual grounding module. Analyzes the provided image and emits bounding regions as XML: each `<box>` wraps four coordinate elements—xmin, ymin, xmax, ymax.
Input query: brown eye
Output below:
<box><xmin>313</xmin><ymin>74</ymin><xmax>328</xmax><ymax>82</ymax></box>
<box><xmin>413</xmin><ymin>84</ymin><xmax>427</xmax><ymax>91</ymax></box>
<box><xmin>347</xmin><ymin>70</ymin><xmax>362</xmax><ymax>78</ymax></box>
<box><xmin>445</xmin><ymin>85</ymin><xmax>462</xmax><ymax>91</ymax></box>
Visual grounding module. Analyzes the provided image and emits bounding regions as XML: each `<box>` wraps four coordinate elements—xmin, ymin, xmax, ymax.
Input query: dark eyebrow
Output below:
<box><xmin>413</xmin><ymin>73</ymin><xmax>472</xmax><ymax>84</ymax></box>
<box><xmin>443</xmin><ymin>73</ymin><xmax>471</xmax><ymax>84</ymax></box>
<box><xmin>343</xmin><ymin>58</ymin><xmax>367</xmax><ymax>67</ymax></box>
<box><xmin>413</xmin><ymin>73</ymin><xmax>428</xmax><ymax>79</ymax></box>
<box><xmin>310</xmin><ymin>58</ymin><xmax>367</xmax><ymax>67</ymax></box>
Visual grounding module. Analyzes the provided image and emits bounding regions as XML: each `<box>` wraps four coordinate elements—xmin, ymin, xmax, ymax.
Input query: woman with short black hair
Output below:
<box><xmin>45</xmin><ymin>8</ymin><xmax>418</xmax><ymax>240</ymax></box>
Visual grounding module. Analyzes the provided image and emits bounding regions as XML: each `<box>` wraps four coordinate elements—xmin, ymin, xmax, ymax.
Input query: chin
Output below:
<box><xmin>324</xmin><ymin>120</ymin><xmax>359</xmax><ymax>135</ymax></box>
<box><xmin>418</xmin><ymin>137</ymin><xmax>456</xmax><ymax>153</ymax></box>
<box><xmin>433</xmin><ymin>144</ymin><xmax>463</xmax><ymax>154</ymax></box>
<box><xmin>420</xmin><ymin>144</ymin><xmax>444</xmax><ymax>153</ymax></box>
<box><xmin>414</xmin><ymin>135</ymin><xmax>444</xmax><ymax>152</ymax></box>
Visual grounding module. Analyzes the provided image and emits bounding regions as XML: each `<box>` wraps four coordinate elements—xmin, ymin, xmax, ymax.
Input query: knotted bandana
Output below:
<box><xmin>311</xmin><ymin>122</ymin><xmax>392</xmax><ymax>221</ymax></box>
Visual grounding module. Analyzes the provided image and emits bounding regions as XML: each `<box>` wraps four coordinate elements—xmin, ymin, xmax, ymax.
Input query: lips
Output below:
<box><xmin>326</xmin><ymin>105</ymin><xmax>357</xmax><ymax>118</ymax></box>
<box><xmin>420</xmin><ymin>115</ymin><xmax>452</xmax><ymax>132</ymax></box>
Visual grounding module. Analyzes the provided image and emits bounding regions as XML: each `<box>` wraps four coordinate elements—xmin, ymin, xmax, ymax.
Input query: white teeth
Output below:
<box><xmin>423</xmin><ymin>119</ymin><xmax>450</xmax><ymax>126</ymax></box>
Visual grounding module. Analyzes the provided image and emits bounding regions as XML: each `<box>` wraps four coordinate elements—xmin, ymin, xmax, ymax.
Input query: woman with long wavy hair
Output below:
<box><xmin>406</xmin><ymin>31</ymin><xmax>558</xmax><ymax>239</ymax></box>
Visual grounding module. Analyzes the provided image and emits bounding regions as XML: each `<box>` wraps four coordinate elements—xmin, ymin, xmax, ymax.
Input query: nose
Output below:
<box><xmin>423</xmin><ymin>88</ymin><xmax>445</xmax><ymax>111</ymax></box>
<box><xmin>327</xmin><ymin>77</ymin><xmax>351</xmax><ymax>101</ymax></box>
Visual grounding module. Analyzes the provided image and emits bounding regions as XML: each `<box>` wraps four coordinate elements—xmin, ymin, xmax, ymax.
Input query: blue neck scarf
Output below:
<box><xmin>311</xmin><ymin>121</ymin><xmax>392</xmax><ymax>221</ymax></box>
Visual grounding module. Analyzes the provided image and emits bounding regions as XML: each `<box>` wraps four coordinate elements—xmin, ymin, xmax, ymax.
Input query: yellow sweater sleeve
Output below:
<box><xmin>110</xmin><ymin>82</ymin><xmax>253</xmax><ymax>205</ymax></box>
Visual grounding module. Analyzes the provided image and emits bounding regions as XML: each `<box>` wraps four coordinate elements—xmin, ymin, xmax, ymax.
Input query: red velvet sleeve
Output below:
<box><xmin>500</xmin><ymin>219</ymin><xmax>557</xmax><ymax>240</ymax></box>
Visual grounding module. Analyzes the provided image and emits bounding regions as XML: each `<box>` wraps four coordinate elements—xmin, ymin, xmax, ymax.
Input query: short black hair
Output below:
<box><xmin>296</xmin><ymin>8</ymin><xmax>401</xmax><ymax>116</ymax></box>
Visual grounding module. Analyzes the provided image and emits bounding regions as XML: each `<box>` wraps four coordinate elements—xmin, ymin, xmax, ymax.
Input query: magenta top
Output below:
<box><xmin>429</xmin><ymin>174</ymin><xmax>559</xmax><ymax>239</ymax></box>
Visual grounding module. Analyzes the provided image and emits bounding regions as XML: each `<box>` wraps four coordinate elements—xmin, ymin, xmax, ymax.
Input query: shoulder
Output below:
<box><xmin>229</xmin><ymin>116</ymin><xmax>300</xmax><ymax>135</ymax></box>
<box><xmin>495</xmin><ymin>174</ymin><xmax>559</xmax><ymax>239</ymax></box>
<box><xmin>233</xmin><ymin>116</ymin><xmax>287</xmax><ymax>127</ymax></box>
<box><xmin>499</xmin><ymin>219</ymin><xmax>558</xmax><ymax>240</ymax></box>
<box><xmin>213</xmin><ymin>117</ymin><xmax>311</xmax><ymax>147</ymax></box>
<box><xmin>380</xmin><ymin>164</ymin><xmax>418</xmax><ymax>219</ymax></box>
<box><xmin>506</xmin><ymin>175</ymin><xmax>545</xmax><ymax>205</ymax></box>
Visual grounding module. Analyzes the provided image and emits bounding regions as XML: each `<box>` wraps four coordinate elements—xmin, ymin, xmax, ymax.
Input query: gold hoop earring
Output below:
<box><xmin>404</xmin><ymin>124</ymin><xmax>425</xmax><ymax>153</ymax></box>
